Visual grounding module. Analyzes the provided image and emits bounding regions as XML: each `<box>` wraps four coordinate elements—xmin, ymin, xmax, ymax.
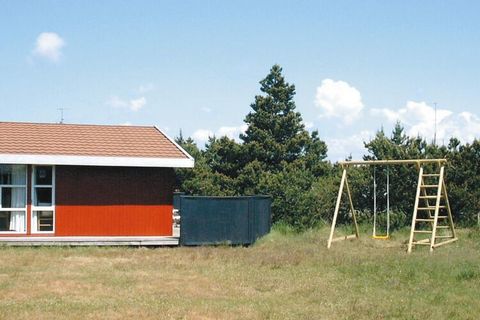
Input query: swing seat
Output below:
<box><xmin>372</xmin><ymin>235</ymin><xmax>389</xmax><ymax>240</ymax></box>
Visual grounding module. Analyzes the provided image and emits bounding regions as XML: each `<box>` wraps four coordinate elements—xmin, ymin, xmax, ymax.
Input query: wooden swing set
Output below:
<box><xmin>327</xmin><ymin>159</ymin><xmax>458</xmax><ymax>253</ymax></box>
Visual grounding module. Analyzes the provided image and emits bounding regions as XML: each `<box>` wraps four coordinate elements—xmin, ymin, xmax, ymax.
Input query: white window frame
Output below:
<box><xmin>0</xmin><ymin>165</ymin><xmax>28</xmax><ymax>234</ymax></box>
<box><xmin>31</xmin><ymin>165</ymin><xmax>55</xmax><ymax>234</ymax></box>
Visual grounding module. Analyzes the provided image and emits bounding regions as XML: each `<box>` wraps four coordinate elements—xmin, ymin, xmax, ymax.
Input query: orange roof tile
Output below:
<box><xmin>0</xmin><ymin>122</ymin><xmax>190</xmax><ymax>160</ymax></box>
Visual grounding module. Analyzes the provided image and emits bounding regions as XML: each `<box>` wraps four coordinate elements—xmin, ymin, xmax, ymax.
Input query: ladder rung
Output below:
<box><xmin>422</xmin><ymin>174</ymin><xmax>440</xmax><ymax>177</ymax></box>
<box><xmin>415</xmin><ymin>218</ymin><xmax>434</xmax><ymax>222</ymax></box>
<box><xmin>420</xmin><ymin>185</ymin><xmax>438</xmax><ymax>188</ymax></box>
<box><xmin>417</xmin><ymin>206</ymin><xmax>446</xmax><ymax>210</ymax></box>
<box><xmin>437</xmin><ymin>216</ymin><xmax>448</xmax><ymax>219</ymax></box>
<box><xmin>435</xmin><ymin>235</ymin><xmax>454</xmax><ymax>238</ymax></box>
<box><xmin>414</xmin><ymin>230</ymin><xmax>432</xmax><ymax>233</ymax></box>
<box><xmin>419</xmin><ymin>195</ymin><xmax>439</xmax><ymax>199</ymax></box>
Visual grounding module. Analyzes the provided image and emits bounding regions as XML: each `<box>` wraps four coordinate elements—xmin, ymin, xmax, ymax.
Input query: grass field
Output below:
<box><xmin>0</xmin><ymin>226</ymin><xmax>479</xmax><ymax>320</ymax></box>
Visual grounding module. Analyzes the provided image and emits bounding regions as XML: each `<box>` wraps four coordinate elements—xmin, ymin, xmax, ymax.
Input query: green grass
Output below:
<box><xmin>0</xmin><ymin>227</ymin><xmax>479</xmax><ymax>319</ymax></box>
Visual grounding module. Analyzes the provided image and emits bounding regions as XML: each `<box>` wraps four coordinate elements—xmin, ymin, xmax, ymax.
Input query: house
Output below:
<box><xmin>0</xmin><ymin>122</ymin><xmax>193</xmax><ymax>244</ymax></box>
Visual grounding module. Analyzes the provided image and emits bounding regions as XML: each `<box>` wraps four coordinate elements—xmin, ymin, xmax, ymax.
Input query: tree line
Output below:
<box><xmin>176</xmin><ymin>65</ymin><xmax>480</xmax><ymax>229</ymax></box>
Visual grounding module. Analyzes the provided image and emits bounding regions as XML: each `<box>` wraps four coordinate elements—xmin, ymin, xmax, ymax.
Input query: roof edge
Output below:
<box><xmin>154</xmin><ymin>126</ymin><xmax>194</xmax><ymax>161</ymax></box>
<box><xmin>0</xmin><ymin>154</ymin><xmax>195</xmax><ymax>168</ymax></box>
<box><xmin>0</xmin><ymin>121</ymin><xmax>154</xmax><ymax>129</ymax></box>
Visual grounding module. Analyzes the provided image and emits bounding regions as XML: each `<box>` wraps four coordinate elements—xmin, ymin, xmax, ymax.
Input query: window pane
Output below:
<box><xmin>0</xmin><ymin>165</ymin><xmax>26</xmax><ymax>185</ymax></box>
<box><xmin>35</xmin><ymin>211</ymin><xmax>54</xmax><ymax>232</ymax></box>
<box><xmin>0</xmin><ymin>211</ymin><xmax>25</xmax><ymax>232</ymax></box>
<box><xmin>35</xmin><ymin>187</ymin><xmax>52</xmax><ymax>206</ymax></box>
<box><xmin>1</xmin><ymin>187</ymin><xmax>26</xmax><ymax>208</ymax></box>
<box><xmin>0</xmin><ymin>212</ymin><xmax>8</xmax><ymax>231</ymax></box>
<box><xmin>35</xmin><ymin>166</ymin><xmax>53</xmax><ymax>185</ymax></box>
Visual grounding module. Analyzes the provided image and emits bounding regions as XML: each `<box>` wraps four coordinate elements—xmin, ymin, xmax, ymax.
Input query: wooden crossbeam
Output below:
<box><xmin>339</xmin><ymin>159</ymin><xmax>446</xmax><ymax>166</ymax></box>
<box><xmin>432</xmin><ymin>238</ymin><xmax>458</xmax><ymax>248</ymax></box>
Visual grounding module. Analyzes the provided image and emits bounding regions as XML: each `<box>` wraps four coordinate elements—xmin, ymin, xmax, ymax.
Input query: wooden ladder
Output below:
<box><xmin>407</xmin><ymin>165</ymin><xmax>458</xmax><ymax>253</ymax></box>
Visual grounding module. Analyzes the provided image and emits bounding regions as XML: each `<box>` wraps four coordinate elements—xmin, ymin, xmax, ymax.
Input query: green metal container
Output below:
<box><xmin>179</xmin><ymin>195</ymin><xmax>271</xmax><ymax>246</ymax></box>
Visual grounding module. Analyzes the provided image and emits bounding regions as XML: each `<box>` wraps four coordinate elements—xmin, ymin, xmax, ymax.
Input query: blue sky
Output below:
<box><xmin>1</xmin><ymin>1</ymin><xmax>479</xmax><ymax>160</ymax></box>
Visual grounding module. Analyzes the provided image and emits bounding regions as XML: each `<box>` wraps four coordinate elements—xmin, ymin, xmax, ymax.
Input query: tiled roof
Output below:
<box><xmin>0</xmin><ymin>122</ymin><xmax>189</xmax><ymax>159</ymax></box>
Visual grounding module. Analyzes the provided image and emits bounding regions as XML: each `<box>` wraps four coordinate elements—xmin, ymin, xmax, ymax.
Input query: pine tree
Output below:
<box><xmin>240</xmin><ymin>64</ymin><xmax>324</xmax><ymax>171</ymax></box>
<box><xmin>176</xmin><ymin>65</ymin><xmax>331</xmax><ymax>228</ymax></box>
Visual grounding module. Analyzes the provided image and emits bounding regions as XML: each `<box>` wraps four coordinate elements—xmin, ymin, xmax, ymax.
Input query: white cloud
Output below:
<box><xmin>33</xmin><ymin>32</ymin><xmax>65</xmax><ymax>62</ymax></box>
<box><xmin>371</xmin><ymin>101</ymin><xmax>480</xmax><ymax>143</ymax></box>
<box><xmin>325</xmin><ymin>130</ymin><xmax>373</xmax><ymax>161</ymax></box>
<box><xmin>192</xmin><ymin>124</ymin><xmax>248</xmax><ymax>144</ymax></box>
<box><xmin>315</xmin><ymin>79</ymin><xmax>364</xmax><ymax>124</ymax></box>
<box><xmin>107</xmin><ymin>95</ymin><xmax>146</xmax><ymax>111</ymax></box>
<box><xmin>120</xmin><ymin>122</ymin><xmax>132</xmax><ymax>126</ymax></box>
<box><xmin>192</xmin><ymin>129</ymin><xmax>214</xmax><ymax>143</ymax></box>
<box><xmin>217</xmin><ymin>124</ymin><xmax>248</xmax><ymax>140</ymax></box>
<box><xmin>371</xmin><ymin>101</ymin><xmax>452</xmax><ymax>129</ymax></box>
<box><xmin>201</xmin><ymin>107</ymin><xmax>212</xmax><ymax>113</ymax></box>
<box><xmin>129</xmin><ymin>97</ymin><xmax>146</xmax><ymax>111</ymax></box>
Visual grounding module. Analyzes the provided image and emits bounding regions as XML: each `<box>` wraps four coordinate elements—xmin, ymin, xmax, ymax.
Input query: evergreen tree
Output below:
<box><xmin>175</xmin><ymin>135</ymin><xmax>236</xmax><ymax>196</ymax></box>
<box><xmin>240</xmin><ymin>64</ymin><xmax>326</xmax><ymax>172</ymax></box>
<box><xmin>446</xmin><ymin>139</ymin><xmax>480</xmax><ymax>224</ymax></box>
<box><xmin>204</xmin><ymin>136</ymin><xmax>245</xmax><ymax>179</ymax></box>
<box><xmin>176</xmin><ymin>65</ymin><xmax>330</xmax><ymax>228</ymax></box>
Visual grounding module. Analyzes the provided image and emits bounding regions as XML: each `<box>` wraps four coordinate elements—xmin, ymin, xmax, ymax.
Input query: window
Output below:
<box><xmin>32</xmin><ymin>166</ymin><xmax>55</xmax><ymax>233</ymax></box>
<box><xmin>0</xmin><ymin>165</ymin><xmax>27</xmax><ymax>233</ymax></box>
<box><xmin>33</xmin><ymin>166</ymin><xmax>53</xmax><ymax>206</ymax></box>
<box><xmin>34</xmin><ymin>211</ymin><xmax>54</xmax><ymax>232</ymax></box>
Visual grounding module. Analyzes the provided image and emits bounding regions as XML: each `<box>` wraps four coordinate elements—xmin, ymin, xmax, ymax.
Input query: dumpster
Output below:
<box><xmin>178</xmin><ymin>195</ymin><xmax>271</xmax><ymax>245</ymax></box>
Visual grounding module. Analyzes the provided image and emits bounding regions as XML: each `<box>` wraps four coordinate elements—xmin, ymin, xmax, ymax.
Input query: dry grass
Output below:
<box><xmin>0</xmin><ymin>227</ymin><xmax>479</xmax><ymax>319</ymax></box>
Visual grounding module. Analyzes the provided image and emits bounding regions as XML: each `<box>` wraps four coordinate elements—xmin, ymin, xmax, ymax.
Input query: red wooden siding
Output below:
<box><xmin>55</xmin><ymin>166</ymin><xmax>175</xmax><ymax>236</ymax></box>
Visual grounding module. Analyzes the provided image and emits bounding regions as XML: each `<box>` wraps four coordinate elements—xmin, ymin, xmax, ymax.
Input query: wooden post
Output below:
<box><xmin>442</xmin><ymin>178</ymin><xmax>457</xmax><ymax>239</ymax></box>
<box><xmin>327</xmin><ymin>168</ymin><xmax>347</xmax><ymax>249</ymax></box>
<box><xmin>430</xmin><ymin>166</ymin><xmax>444</xmax><ymax>252</ymax></box>
<box><xmin>407</xmin><ymin>166</ymin><xmax>424</xmax><ymax>253</ymax></box>
<box><xmin>345</xmin><ymin>176</ymin><xmax>360</xmax><ymax>238</ymax></box>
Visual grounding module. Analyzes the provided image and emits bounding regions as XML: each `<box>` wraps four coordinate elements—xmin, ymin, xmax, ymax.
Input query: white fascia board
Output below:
<box><xmin>0</xmin><ymin>154</ymin><xmax>195</xmax><ymax>168</ymax></box>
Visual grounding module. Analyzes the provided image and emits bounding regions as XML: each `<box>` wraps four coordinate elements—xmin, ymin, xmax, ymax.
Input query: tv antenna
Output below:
<box><xmin>57</xmin><ymin>107</ymin><xmax>68</xmax><ymax>124</ymax></box>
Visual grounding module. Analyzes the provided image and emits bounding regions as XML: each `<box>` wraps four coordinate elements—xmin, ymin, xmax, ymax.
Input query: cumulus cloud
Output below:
<box><xmin>217</xmin><ymin>124</ymin><xmax>248</xmax><ymax>140</ymax></box>
<box><xmin>325</xmin><ymin>130</ymin><xmax>373</xmax><ymax>161</ymax></box>
<box><xmin>107</xmin><ymin>95</ymin><xmax>146</xmax><ymax>111</ymax></box>
<box><xmin>371</xmin><ymin>101</ymin><xmax>480</xmax><ymax>143</ymax></box>
<box><xmin>33</xmin><ymin>32</ymin><xmax>65</xmax><ymax>62</ymax></box>
<box><xmin>192</xmin><ymin>129</ymin><xmax>214</xmax><ymax>143</ymax></box>
<box><xmin>315</xmin><ymin>79</ymin><xmax>364</xmax><ymax>124</ymax></box>
<box><xmin>192</xmin><ymin>124</ymin><xmax>248</xmax><ymax>144</ymax></box>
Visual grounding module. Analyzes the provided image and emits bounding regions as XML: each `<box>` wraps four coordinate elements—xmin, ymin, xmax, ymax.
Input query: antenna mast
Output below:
<box><xmin>433</xmin><ymin>102</ymin><xmax>437</xmax><ymax>145</ymax></box>
<box><xmin>57</xmin><ymin>107</ymin><xmax>67</xmax><ymax>124</ymax></box>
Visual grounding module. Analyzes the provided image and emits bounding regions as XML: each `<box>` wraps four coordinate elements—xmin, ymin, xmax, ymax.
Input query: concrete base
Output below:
<box><xmin>0</xmin><ymin>235</ymin><xmax>179</xmax><ymax>246</ymax></box>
